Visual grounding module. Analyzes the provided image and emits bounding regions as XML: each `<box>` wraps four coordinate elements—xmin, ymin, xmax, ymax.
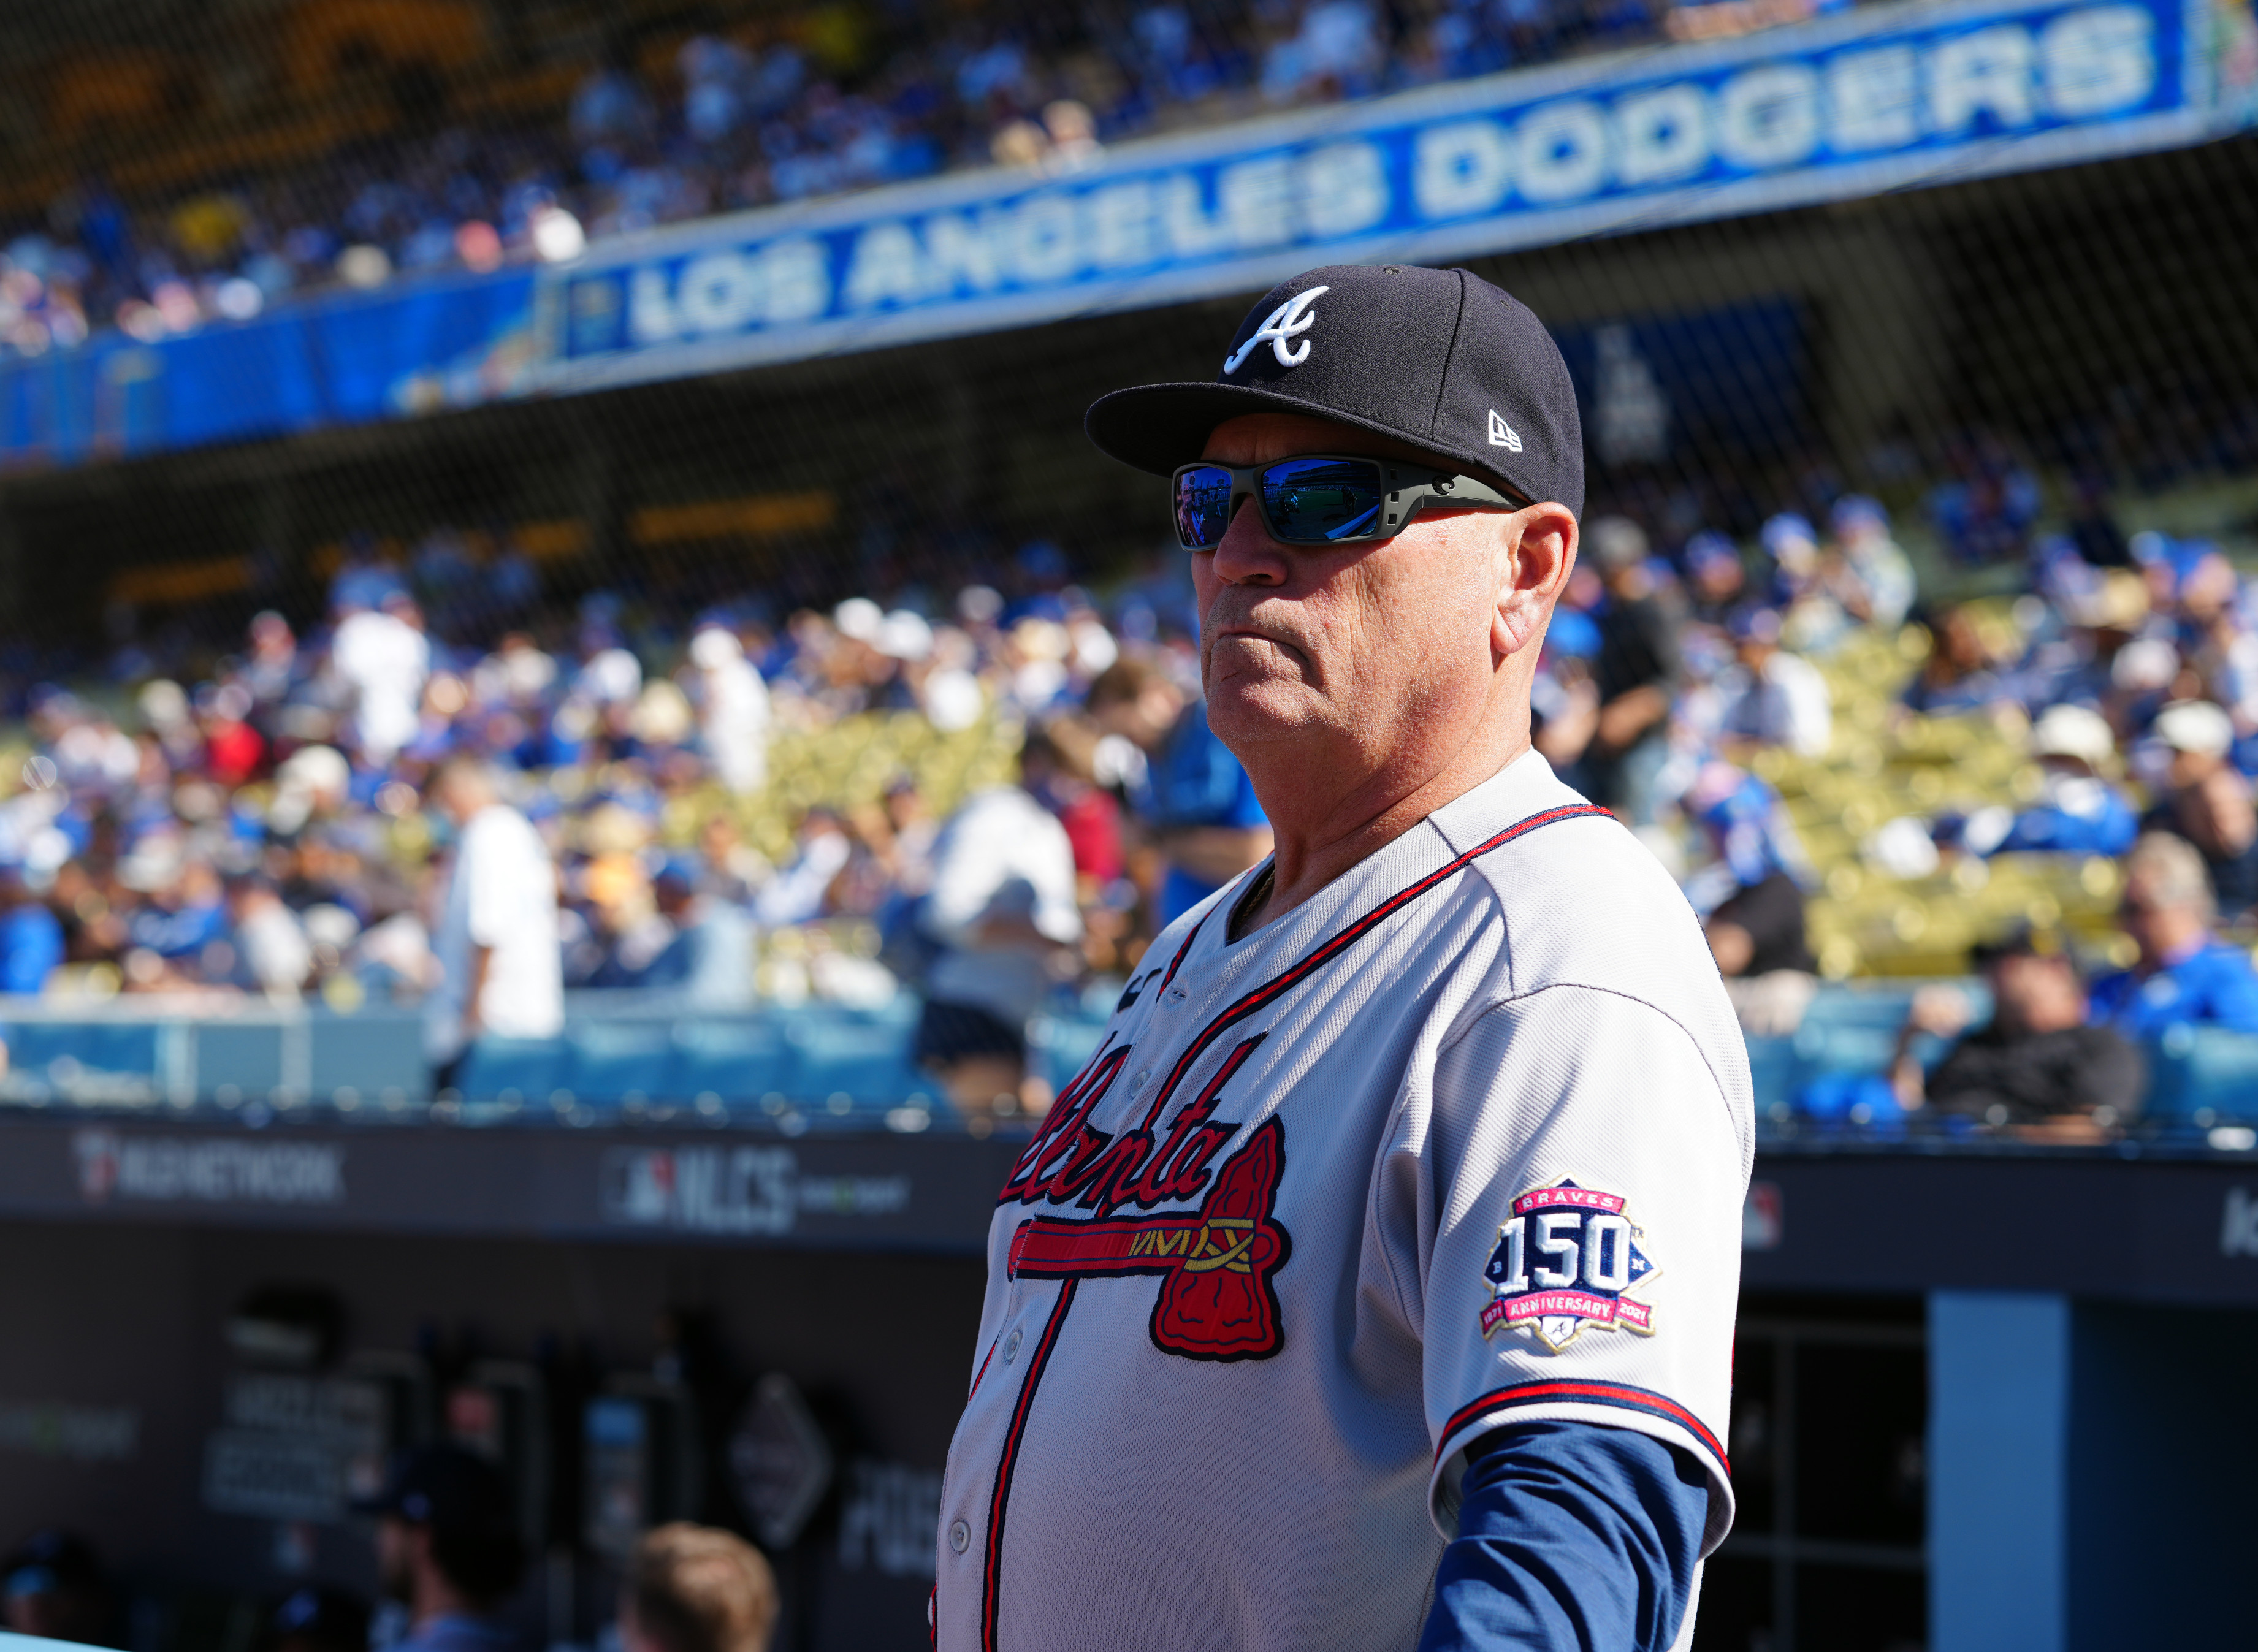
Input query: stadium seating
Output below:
<box><xmin>0</xmin><ymin>985</ymin><xmax>2249</xmax><ymax>1136</ymax></box>
<box><xmin>2143</xmin><ymin>1024</ymin><xmax>2258</xmax><ymax>1124</ymax></box>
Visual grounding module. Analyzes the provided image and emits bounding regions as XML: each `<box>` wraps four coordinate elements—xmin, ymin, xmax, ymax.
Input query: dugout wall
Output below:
<box><xmin>4</xmin><ymin>1124</ymin><xmax>2258</xmax><ymax>1651</ymax></box>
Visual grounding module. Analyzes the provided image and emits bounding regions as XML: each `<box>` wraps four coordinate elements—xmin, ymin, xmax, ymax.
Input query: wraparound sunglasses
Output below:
<box><xmin>1170</xmin><ymin>455</ymin><xmax>1529</xmax><ymax>551</ymax></box>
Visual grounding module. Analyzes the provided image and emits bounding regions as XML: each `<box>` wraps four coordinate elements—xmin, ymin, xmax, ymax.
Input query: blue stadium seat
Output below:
<box><xmin>565</xmin><ymin>1021</ymin><xmax>682</xmax><ymax>1105</ymax></box>
<box><xmin>454</xmin><ymin>1037</ymin><xmax>570</xmax><ymax>1103</ymax></box>
<box><xmin>666</xmin><ymin>1019</ymin><xmax>799</xmax><ymax>1105</ymax></box>
<box><xmin>1793</xmin><ymin>1070</ymin><xmax>1905</xmax><ymax>1129</ymax></box>
<box><xmin>784</xmin><ymin>1009</ymin><xmax>933</xmax><ymax>1117</ymax></box>
<box><xmin>1031</xmin><ymin>1014</ymin><xmax>1111</xmax><ymax>1092</ymax></box>
<box><xmin>8</xmin><ymin>1023</ymin><xmax>161</xmax><ymax>1095</ymax></box>
<box><xmin>1792</xmin><ymin>991</ymin><xmax>1913</xmax><ymax>1075</ymax></box>
<box><xmin>2142</xmin><ymin>1026</ymin><xmax>2258</xmax><ymax>1123</ymax></box>
<box><xmin>1742</xmin><ymin>1035</ymin><xmax>1804</xmax><ymax>1115</ymax></box>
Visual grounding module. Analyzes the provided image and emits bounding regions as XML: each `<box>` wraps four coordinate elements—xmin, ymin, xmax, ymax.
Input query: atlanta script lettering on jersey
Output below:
<box><xmin>992</xmin><ymin>955</ymin><xmax>1292</xmax><ymax>1361</ymax></box>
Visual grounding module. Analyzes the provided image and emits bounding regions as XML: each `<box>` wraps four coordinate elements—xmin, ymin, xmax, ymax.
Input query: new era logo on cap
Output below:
<box><xmin>1084</xmin><ymin>264</ymin><xmax>1584</xmax><ymax>517</ymax></box>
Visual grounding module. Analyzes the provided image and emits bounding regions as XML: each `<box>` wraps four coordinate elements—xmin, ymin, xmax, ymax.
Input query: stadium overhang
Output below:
<box><xmin>0</xmin><ymin>0</ymin><xmax>2248</xmax><ymax>473</ymax></box>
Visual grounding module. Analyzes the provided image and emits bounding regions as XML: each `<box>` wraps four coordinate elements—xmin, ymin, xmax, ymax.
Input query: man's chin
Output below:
<box><xmin>1205</xmin><ymin>681</ymin><xmax>1322</xmax><ymax>749</ymax></box>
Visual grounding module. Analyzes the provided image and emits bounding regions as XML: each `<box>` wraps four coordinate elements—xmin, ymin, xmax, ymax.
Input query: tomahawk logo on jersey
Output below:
<box><xmin>934</xmin><ymin>755</ymin><xmax>1753</xmax><ymax>1652</ymax></box>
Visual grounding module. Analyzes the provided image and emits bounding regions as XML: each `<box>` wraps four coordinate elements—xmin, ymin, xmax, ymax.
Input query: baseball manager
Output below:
<box><xmin>935</xmin><ymin>264</ymin><xmax>1752</xmax><ymax>1652</ymax></box>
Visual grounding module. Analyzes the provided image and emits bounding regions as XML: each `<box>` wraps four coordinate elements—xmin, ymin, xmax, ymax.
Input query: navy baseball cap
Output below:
<box><xmin>1086</xmin><ymin>264</ymin><xmax>1584</xmax><ymax>516</ymax></box>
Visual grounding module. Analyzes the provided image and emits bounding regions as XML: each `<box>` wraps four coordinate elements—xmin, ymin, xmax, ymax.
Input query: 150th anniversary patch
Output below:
<box><xmin>1481</xmin><ymin>1181</ymin><xmax>1658</xmax><ymax>1352</ymax></box>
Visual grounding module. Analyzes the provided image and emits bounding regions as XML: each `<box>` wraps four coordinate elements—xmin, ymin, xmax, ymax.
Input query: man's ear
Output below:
<box><xmin>1495</xmin><ymin>504</ymin><xmax>1579</xmax><ymax>658</ymax></box>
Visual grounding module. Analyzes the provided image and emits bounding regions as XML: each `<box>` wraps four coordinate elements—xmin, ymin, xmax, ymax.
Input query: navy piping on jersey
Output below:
<box><xmin>1159</xmin><ymin>910</ymin><xmax>1208</xmax><ymax>990</ymax></box>
<box><xmin>963</xmin><ymin>801</ymin><xmax>1614</xmax><ymax>1649</ymax></box>
<box><xmin>1438</xmin><ymin>1379</ymin><xmax>1730</xmax><ymax>1473</ymax></box>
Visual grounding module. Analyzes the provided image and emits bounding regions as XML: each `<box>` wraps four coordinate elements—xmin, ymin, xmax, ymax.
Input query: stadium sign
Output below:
<box><xmin>544</xmin><ymin>0</ymin><xmax>2224</xmax><ymax>388</ymax></box>
<box><xmin>0</xmin><ymin>0</ymin><xmax>2236</xmax><ymax>467</ymax></box>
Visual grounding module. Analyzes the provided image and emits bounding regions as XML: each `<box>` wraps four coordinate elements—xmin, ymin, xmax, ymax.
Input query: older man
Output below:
<box><xmin>2089</xmin><ymin>830</ymin><xmax>2258</xmax><ymax>1037</ymax></box>
<box><xmin>424</xmin><ymin>756</ymin><xmax>565</xmax><ymax>1094</ymax></box>
<box><xmin>934</xmin><ymin>267</ymin><xmax>1750</xmax><ymax>1652</ymax></box>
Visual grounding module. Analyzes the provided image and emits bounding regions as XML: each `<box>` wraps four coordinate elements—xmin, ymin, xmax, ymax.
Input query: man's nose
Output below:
<box><xmin>1207</xmin><ymin>494</ymin><xmax>1291</xmax><ymax>586</ymax></box>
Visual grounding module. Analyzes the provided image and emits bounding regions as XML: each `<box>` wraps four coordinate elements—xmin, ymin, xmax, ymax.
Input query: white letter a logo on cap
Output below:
<box><xmin>1488</xmin><ymin>409</ymin><xmax>1523</xmax><ymax>452</ymax></box>
<box><xmin>1223</xmin><ymin>286</ymin><xmax>1328</xmax><ymax>375</ymax></box>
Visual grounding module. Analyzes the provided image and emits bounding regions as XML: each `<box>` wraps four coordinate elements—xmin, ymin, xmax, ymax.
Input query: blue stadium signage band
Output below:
<box><xmin>0</xmin><ymin>0</ymin><xmax>2233</xmax><ymax>468</ymax></box>
<box><xmin>544</xmin><ymin>0</ymin><xmax>2218</xmax><ymax>387</ymax></box>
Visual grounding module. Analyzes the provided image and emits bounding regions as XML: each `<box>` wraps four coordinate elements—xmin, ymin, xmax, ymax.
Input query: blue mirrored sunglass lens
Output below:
<box><xmin>1259</xmin><ymin>458</ymin><xmax>1386</xmax><ymax>542</ymax></box>
<box><xmin>1174</xmin><ymin>466</ymin><xmax>1235</xmax><ymax>547</ymax></box>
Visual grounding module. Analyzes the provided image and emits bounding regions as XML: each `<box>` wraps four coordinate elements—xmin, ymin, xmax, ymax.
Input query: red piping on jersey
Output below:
<box><xmin>1438</xmin><ymin>1379</ymin><xmax>1728</xmax><ymax>1471</ymax></box>
<box><xmin>1135</xmin><ymin>803</ymin><xmax>1613</xmax><ymax>1132</ymax></box>
<box><xmin>979</xmin><ymin>1279</ymin><xmax>1077</xmax><ymax>1652</ymax></box>
<box><xmin>967</xmin><ymin>1336</ymin><xmax>998</xmax><ymax>1400</ymax></box>
<box><xmin>970</xmin><ymin>801</ymin><xmax>1612</xmax><ymax>1648</ymax></box>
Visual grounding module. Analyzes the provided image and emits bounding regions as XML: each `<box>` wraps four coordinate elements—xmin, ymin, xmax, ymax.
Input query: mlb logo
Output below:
<box><xmin>605</xmin><ymin>1148</ymin><xmax>679</xmax><ymax>1225</ymax></box>
<box><xmin>73</xmin><ymin>1129</ymin><xmax>121</xmax><ymax>1204</ymax></box>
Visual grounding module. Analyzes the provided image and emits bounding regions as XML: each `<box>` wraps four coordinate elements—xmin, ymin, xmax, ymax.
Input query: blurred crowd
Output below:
<box><xmin>0</xmin><ymin>539</ymin><xmax>1178</xmax><ymax>972</ymax></box>
<box><xmin>0</xmin><ymin>525</ymin><xmax>1252</xmax><ymax>1116</ymax></box>
<box><xmin>1</xmin><ymin>416</ymin><xmax>2257</xmax><ymax>1136</ymax></box>
<box><xmin>1531</xmin><ymin>481</ymin><xmax>2258</xmax><ymax>1140</ymax></box>
<box><xmin>0</xmin><ymin>0</ymin><xmax>1856</xmax><ymax>357</ymax></box>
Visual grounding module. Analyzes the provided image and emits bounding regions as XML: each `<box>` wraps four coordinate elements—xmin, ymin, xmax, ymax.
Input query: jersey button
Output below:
<box><xmin>948</xmin><ymin>1520</ymin><xmax>971</xmax><ymax>1554</ymax></box>
<box><xmin>1003</xmin><ymin>1330</ymin><xmax>1023</xmax><ymax>1363</ymax></box>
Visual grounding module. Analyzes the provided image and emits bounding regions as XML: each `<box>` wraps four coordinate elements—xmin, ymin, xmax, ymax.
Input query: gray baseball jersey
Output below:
<box><xmin>934</xmin><ymin>752</ymin><xmax>1752</xmax><ymax>1652</ymax></box>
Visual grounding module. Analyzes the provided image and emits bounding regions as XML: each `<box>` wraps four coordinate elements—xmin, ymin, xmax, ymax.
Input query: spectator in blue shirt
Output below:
<box><xmin>2088</xmin><ymin>831</ymin><xmax>2258</xmax><ymax>1038</ymax></box>
<box><xmin>1963</xmin><ymin>704</ymin><xmax>2138</xmax><ymax>858</ymax></box>
<box><xmin>354</xmin><ymin>1445</ymin><xmax>528</xmax><ymax>1652</ymax></box>
<box><xmin>1899</xmin><ymin>605</ymin><xmax>2012</xmax><ymax>717</ymax></box>
<box><xmin>1088</xmin><ymin>658</ymin><xmax>1272</xmax><ymax>925</ymax></box>
<box><xmin>0</xmin><ymin>872</ymin><xmax>62</xmax><ymax>997</ymax></box>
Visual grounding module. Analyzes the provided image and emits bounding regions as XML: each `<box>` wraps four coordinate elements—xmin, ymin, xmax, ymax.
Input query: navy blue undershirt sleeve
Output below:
<box><xmin>1416</xmin><ymin>1420</ymin><xmax>1711</xmax><ymax>1652</ymax></box>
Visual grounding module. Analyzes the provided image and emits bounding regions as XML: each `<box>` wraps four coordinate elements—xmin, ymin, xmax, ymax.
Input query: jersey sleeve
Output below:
<box><xmin>1416</xmin><ymin>1420</ymin><xmax>1708</xmax><ymax>1652</ymax></box>
<box><xmin>1389</xmin><ymin>983</ymin><xmax>1745</xmax><ymax>1558</ymax></box>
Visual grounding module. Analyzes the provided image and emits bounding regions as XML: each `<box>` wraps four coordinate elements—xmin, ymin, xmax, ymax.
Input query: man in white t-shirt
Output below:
<box><xmin>689</xmin><ymin>624</ymin><xmax>772</xmax><ymax>796</ymax></box>
<box><xmin>425</xmin><ymin>757</ymin><xmax>565</xmax><ymax>1091</ymax></box>
<box><xmin>1715</xmin><ymin>605</ymin><xmax>1831</xmax><ymax>758</ymax></box>
<box><xmin>913</xmin><ymin>771</ymin><xmax>1082</xmax><ymax>1123</ymax></box>
<box><xmin>333</xmin><ymin>592</ymin><xmax>432</xmax><ymax>769</ymax></box>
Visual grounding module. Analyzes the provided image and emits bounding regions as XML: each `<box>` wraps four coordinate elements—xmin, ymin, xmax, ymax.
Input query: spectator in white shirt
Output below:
<box><xmin>333</xmin><ymin>592</ymin><xmax>431</xmax><ymax>768</ymax></box>
<box><xmin>227</xmin><ymin>876</ymin><xmax>313</xmax><ymax>1000</ymax></box>
<box><xmin>688</xmin><ymin>625</ymin><xmax>772</xmax><ymax>796</ymax></box>
<box><xmin>750</xmin><ymin>809</ymin><xmax>852</xmax><ymax>928</ymax></box>
<box><xmin>424</xmin><ymin>757</ymin><xmax>564</xmax><ymax>1092</ymax></box>
<box><xmin>1717</xmin><ymin>605</ymin><xmax>1833</xmax><ymax>757</ymax></box>
<box><xmin>912</xmin><ymin>773</ymin><xmax>1081</xmax><ymax>1127</ymax></box>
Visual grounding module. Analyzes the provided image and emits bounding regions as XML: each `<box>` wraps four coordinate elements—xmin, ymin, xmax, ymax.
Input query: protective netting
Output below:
<box><xmin>5</xmin><ymin>12</ymin><xmax>2258</xmax><ymax>1652</ymax></box>
<box><xmin>0</xmin><ymin>7</ymin><xmax>2256</xmax><ymax>1061</ymax></box>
